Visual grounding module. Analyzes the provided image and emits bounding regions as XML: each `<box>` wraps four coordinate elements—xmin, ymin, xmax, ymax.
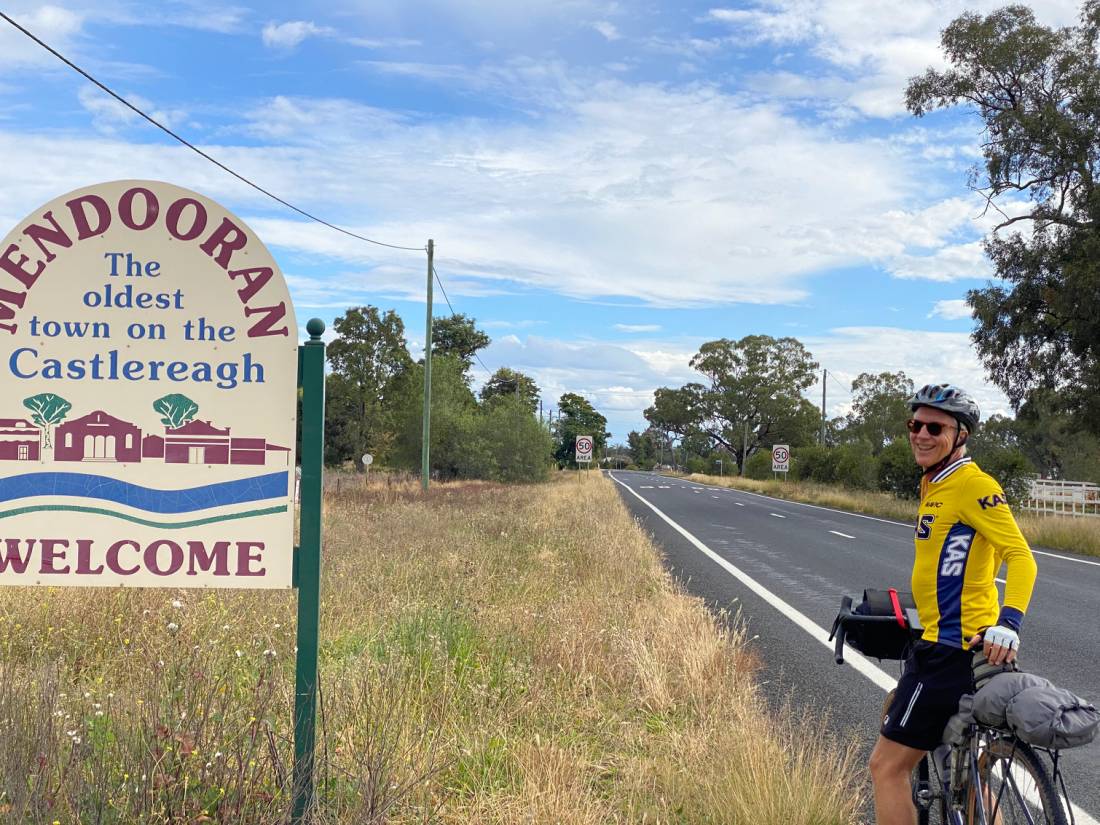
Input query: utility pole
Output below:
<box><xmin>421</xmin><ymin>239</ymin><xmax>434</xmax><ymax>492</ymax></box>
<box><xmin>820</xmin><ymin>368</ymin><xmax>827</xmax><ymax>446</ymax></box>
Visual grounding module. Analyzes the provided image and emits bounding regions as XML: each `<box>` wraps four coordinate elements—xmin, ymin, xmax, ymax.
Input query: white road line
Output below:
<box><xmin>769</xmin><ymin>513</ymin><xmax>786</xmax><ymax>519</ymax></box>
<box><xmin>640</xmin><ymin>485</ymin><xmax>654</xmax><ymax>489</ymax></box>
<box><xmin>610</xmin><ymin>473</ymin><xmax>1100</xmax><ymax>825</ymax></box>
<box><xmin>829</xmin><ymin>530</ymin><xmax>855</xmax><ymax>539</ymax></box>
<box><xmin>610</xmin><ymin>473</ymin><xmax>896</xmax><ymax>692</ymax></box>
<box><xmin>658</xmin><ymin>485</ymin><xmax>671</xmax><ymax>489</ymax></box>
<box><xmin>712</xmin><ymin>495</ymin><xmax>720</xmax><ymax>499</ymax></box>
<box><xmin>735</xmin><ymin>502</ymin><xmax>744</xmax><ymax>507</ymax></box>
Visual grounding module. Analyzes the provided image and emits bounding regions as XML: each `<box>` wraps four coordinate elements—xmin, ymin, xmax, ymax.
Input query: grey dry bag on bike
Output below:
<box><xmin>845</xmin><ymin>588</ymin><xmax>919</xmax><ymax>661</ymax></box>
<box><xmin>973</xmin><ymin>672</ymin><xmax>1100</xmax><ymax>750</ymax></box>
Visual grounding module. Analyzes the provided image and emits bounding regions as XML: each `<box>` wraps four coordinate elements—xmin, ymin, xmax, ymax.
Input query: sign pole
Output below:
<box><xmin>292</xmin><ymin>318</ymin><xmax>326</xmax><ymax>824</ymax></box>
<box><xmin>421</xmin><ymin>239</ymin><xmax>434</xmax><ymax>492</ymax></box>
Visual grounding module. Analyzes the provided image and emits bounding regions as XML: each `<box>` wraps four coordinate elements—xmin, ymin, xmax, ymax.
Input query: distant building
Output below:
<box><xmin>0</xmin><ymin>418</ymin><xmax>41</xmax><ymax>461</ymax></box>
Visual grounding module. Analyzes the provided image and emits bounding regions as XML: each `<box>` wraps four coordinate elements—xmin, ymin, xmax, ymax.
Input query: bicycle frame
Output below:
<box><xmin>918</xmin><ymin>727</ymin><xmax>1074</xmax><ymax>825</ymax></box>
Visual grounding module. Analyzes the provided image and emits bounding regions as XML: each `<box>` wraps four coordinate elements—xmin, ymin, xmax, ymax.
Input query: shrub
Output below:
<box><xmin>877</xmin><ymin>440</ymin><xmax>922</xmax><ymax>498</ymax></box>
<box><xmin>792</xmin><ymin>445</ymin><xmax>837</xmax><ymax>483</ymax></box>
<box><xmin>834</xmin><ymin>442</ymin><xmax>876</xmax><ymax>489</ymax></box>
<box><xmin>744</xmin><ymin>449</ymin><xmax>775</xmax><ymax>480</ymax></box>
<box><xmin>977</xmin><ymin>448</ymin><xmax>1035</xmax><ymax>504</ymax></box>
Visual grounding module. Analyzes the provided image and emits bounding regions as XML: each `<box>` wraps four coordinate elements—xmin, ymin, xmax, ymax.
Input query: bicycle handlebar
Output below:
<box><xmin>829</xmin><ymin>594</ymin><xmax>919</xmax><ymax>665</ymax></box>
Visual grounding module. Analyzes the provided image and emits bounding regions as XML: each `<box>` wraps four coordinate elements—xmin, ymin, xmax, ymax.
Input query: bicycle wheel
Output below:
<box><xmin>965</xmin><ymin>735</ymin><xmax>1068</xmax><ymax>825</ymax></box>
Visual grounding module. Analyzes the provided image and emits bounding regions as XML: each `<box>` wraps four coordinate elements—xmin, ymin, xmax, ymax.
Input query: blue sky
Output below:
<box><xmin>0</xmin><ymin>0</ymin><xmax>1083</xmax><ymax>439</ymax></box>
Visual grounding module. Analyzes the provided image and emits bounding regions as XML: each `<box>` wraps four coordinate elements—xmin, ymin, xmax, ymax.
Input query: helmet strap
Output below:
<box><xmin>923</xmin><ymin>426</ymin><xmax>968</xmax><ymax>479</ymax></box>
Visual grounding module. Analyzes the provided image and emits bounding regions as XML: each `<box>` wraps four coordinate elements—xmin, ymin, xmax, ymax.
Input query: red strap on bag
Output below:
<box><xmin>888</xmin><ymin>588</ymin><xmax>907</xmax><ymax>628</ymax></box>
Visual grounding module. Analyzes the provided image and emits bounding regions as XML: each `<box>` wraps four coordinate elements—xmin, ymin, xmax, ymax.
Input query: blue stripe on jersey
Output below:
<box><xmin>936</xmin><ymin>521</ymin><xmax>976</xmax><ymax>646</ymax></box>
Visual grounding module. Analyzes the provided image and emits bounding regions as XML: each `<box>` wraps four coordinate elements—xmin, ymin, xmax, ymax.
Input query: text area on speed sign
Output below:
<box><xmin>575</xmin><ymin>435</ymin><xmax>594</xmax><ymax>463</ymax></box>
<box><xmin>772</xmin><ymin>444</ymin><xmax>790</xmax><ymax>473</ymax></box>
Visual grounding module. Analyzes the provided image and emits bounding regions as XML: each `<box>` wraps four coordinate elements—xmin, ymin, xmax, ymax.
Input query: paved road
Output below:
<box><xmin>609</xmin><ymin>470</ymin><xmax>1100</xmax><ymax>823</ymax></box>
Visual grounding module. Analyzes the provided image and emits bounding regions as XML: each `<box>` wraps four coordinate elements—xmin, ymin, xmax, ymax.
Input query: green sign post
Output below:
<box><xmin>292</xmin><ymin>318</ymin><xmax>326</xmax><ymax>823</ymax></box>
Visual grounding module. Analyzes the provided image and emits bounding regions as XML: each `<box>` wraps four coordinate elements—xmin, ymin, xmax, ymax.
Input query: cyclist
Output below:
<box><xmin>869</xmin><ymin>384</ymin><xmax>1038</xmax><ymax>825</ymax></box>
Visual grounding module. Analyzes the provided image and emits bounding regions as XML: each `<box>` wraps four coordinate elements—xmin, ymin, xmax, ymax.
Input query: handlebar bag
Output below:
<box><xmin>846</xmin><ymin>589</ymin><xmax>919</xmax><ymax>661</ymax></box>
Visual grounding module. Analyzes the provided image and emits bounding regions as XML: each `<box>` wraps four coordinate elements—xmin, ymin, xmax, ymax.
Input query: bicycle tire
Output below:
<box><xmin>913</xmin><ymin>754</ymin><xmax>950</xmax><ymax>824</ymax></box>
<box><xmin>964</xmin><ymin>735</ymin><xmax>1069</xmax><ymax>825</ymax></box>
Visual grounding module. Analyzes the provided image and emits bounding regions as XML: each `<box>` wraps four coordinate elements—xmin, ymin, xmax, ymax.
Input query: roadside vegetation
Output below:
<box><xmin>0</xmin><ymin>474</ymin><xmax>863</xmax><ymax>824</ymax></box>
<box><xmin>673</xmin><ymin>472</ymin><xmax>1100</xmax><ymax>559</ymax></box>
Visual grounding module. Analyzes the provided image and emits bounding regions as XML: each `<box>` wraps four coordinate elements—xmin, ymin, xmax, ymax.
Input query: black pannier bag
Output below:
<box><xmin>831</xmin><ymin>588</ymin><xmax>921</xmax><ymax>662</ymax></box>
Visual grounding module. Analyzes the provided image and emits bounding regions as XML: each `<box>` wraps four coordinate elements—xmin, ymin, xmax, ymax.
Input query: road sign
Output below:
<box><xmin>575</xmin><ymin>435</ymin><xmax>594</xmax><ymax>463</ymax></box>
<box><xmin>772</xmin><ymin>444</ymin><xmax>790</xmax><ymax>473</ymax></box>
<box><xmin>0</xmin><ymin>180</ymin><xmax>298</xmax><ymax>589</ymax></box>
<box><xmin>361</xmin><ymin>453</ymin><xmax>373</xmax><ymax>466</ymax></box>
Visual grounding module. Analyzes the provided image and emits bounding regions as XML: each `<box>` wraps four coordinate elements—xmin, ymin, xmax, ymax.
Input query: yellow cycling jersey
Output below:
<box><xmin>912</xmin><ymin>456</ymin><xmax>1037</xmax><ymax>648</ymax></box>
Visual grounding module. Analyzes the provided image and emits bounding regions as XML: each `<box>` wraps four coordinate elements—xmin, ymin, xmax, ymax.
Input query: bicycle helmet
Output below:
<box><xmin>908</xmin><ymin>384</ymin><xmax>981</xmax><ymax>432</ymax></box>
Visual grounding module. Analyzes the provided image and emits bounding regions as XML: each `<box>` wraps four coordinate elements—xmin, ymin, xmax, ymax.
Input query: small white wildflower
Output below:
<box><xmin>214</xmin><ymin>751</ymin><xmax>223</xmax><ymax>759</ymax></box>
<box><xmin>222</xmin><ymin>625</ymin><xmax>231</xmax><ymax>631</ymax></box>
<box><xmin>93</xmin><ymin>703</ymin><xmax>101</xmax><ymax>710</ymax></box>
<box><xmin>82</xmin><ymin>692</ymin><xmax>91</xmax><ymax>699</ymax></box>
<box><xmin>171</xmin><ymin>600</ymin><xmax>182</xmax><ymax>609</ymax></box>
<box><xmin>166</xmin><ymin>622</ymin><xmax>179</xmax><ymax>633</ymax></box>
<box><xmin>95</xmin><ymin>710</ymin><xmax>104</xmax><ymax>717</ymax></box>
<box><xmin>235</xmin><ymin>650</ymin><xmax>243</xmax><ymax>658</ymax></box>
<box><xmin>66</xmin><ymin>729</ymin><xmax>76</xmax><ymax>736</ymax></box>
<box><xmin>263</xmin><ymin>649</ymin><xmax>276</xmax><ymax>659</ymax></box>
<box><xmin>72</xmin><ymin>736</ymin><xmax>81</xmax><ymax>744</ymax></box>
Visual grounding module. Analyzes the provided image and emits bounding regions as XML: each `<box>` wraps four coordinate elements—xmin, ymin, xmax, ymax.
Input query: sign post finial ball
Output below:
<box><xmin>307</xmin><ymin>318</ymin><xmax>326</xmax><ymax>340</ymax></box>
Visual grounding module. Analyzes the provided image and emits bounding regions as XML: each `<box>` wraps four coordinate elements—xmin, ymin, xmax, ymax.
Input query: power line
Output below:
<box><xmin>0</xmin><ymin>11</ymin><xmax>426</xmax><ymax>254</ymax></box>
<box><xmin>431</xmin><ymin>263</ymin><xmax>493</xmax><ymax>377</ymax></box>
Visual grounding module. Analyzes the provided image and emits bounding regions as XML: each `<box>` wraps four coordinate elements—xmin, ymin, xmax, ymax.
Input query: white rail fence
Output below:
<box><xmin>1021</xmin><ymin>479</ymin><xmax>1100</xmax><ymax>518</ymax></box>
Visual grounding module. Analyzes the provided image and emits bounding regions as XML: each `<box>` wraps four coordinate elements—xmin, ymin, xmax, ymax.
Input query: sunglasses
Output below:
<box><xmin>906</xmin><ymin>419</ymin><xmax>957</xmax><ymax>436</ymax></box>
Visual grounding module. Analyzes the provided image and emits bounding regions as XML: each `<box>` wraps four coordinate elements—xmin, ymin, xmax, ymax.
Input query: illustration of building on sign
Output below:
<box><xmin>55</xmin><ymin>411</ymin><xmax>143</xmax><ymax>462</ymax></box>
<box><xmin>4</xmin><ymin>409</ymin><xmax>291</xmax><ymax>466</ymax></box>
<box><xmin>0</xmin><ymin>419</ymin><xmax>42</xmax><ymax>461</ymax></box>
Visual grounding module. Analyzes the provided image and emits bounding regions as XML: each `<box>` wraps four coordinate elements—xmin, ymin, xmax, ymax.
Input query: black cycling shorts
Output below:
<box><xmin>881</xmin><ymin>639</ymin><xmax>974</xmax><ymax>751</ymax></box>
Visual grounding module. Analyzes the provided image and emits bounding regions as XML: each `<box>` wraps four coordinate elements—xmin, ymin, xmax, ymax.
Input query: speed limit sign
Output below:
<box><xmin>772</xmin><ymin>444</ymin><xmax>790</xmax><ymax>473</ymax></box>
<box><xmin>575</xmin><ymin>435</ymin><xmax>594</xmax><ymax>463</ymax></box>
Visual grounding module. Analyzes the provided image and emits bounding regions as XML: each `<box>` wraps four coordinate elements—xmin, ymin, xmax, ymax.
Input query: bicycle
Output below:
<box><xmin>830</xmin><ymin>595</ymin><xmax>1074</xmax><ymax>825</ymax></box>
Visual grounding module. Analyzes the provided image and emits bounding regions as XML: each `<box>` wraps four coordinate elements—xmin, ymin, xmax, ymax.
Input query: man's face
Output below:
<box><xmin>909</xmin><ymin>406</ymin><xmax>961</xmax><ymax>469</ymax></box>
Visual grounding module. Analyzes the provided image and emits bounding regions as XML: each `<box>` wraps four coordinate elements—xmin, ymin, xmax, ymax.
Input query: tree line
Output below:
<box><xmin>316</xmin><ymin>306</ymin><xmax>610</xmax><ymax>481</ymax></box>
<box><xmin>629</xmin><ymin>334</ymin><xmax>1098</xmax><ymax>502</ymax></box>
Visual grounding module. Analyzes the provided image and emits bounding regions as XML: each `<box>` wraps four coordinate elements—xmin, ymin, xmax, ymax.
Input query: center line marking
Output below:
<box><xmin>829</xmin><ymin>530</ymin><xmax>855</xmax><ymax>539</ymax></box>
<box><xmin>735</xmin><ymin>502</ymin><xmax>744</xmax><ymax>506</ymax></box>
<box><xmin>769</xmin><ymin>513</ymin><xmax>786</xmax><ymax>519</ymax></box>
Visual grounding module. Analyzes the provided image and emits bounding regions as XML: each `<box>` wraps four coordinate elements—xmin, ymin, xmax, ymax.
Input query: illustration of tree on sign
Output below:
<box><xmin>23</xmin><ymin>393</ymin><xmax>72</xmax><ymax>449</ymax></box>
<box><xmin>154</xmin><ymin>394</ymin><xmax>199</xmax><ymax>429</ymax></box>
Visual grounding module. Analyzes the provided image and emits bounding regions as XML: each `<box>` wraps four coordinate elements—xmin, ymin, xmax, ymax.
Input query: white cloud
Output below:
<box><xmin>887</xmin><ymin>241</ymin><xmax>990</xmax><ymax>282</ymax></box>
<box><xmin>0</xmin><ymin>5</ymin><xmax>84</xmax><ymax>69</ymax></box>
<box><xmin>592</xmin><ymin>21</ymin><xmax>620</xmax><ymax>41</ymax></box>
<box><xmin>805</xmin><ymin>326</ymin><xmax>1010</xmax><ymax>419</ymax></box>
<box><xmin>929</xmin><ymin>299</ymin><xmax>973</xmax><ymax>320</ymax></box>
<box><xmin>76</xmin><ymin>86</ymin><xmax>186</xmax><ymax>134</ymax></box>
<box><xmin>706</xmin><ymin>0</ymin><xmax>1081</xmax><ymax>117</ymax></box>
<box><xmin>614</xmin><ymin>323</ymin><xmax>661</xmax><ymax>333</ymax></box>
<box><xmin>262</xmin><ymin>20</ymin><xmax>333</xmax><ymax>49</ymax></box>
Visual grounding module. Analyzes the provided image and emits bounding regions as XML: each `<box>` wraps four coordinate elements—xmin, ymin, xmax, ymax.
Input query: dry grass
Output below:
<box><xmin>0</xmin><ymin>474</ymin><xmax>864</xmax><ymax>823</ymax></box>
<box><xmin>680</xmin><ymin>472</ymin><xmax>1100</xmax><ymax>557</ymax></box>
